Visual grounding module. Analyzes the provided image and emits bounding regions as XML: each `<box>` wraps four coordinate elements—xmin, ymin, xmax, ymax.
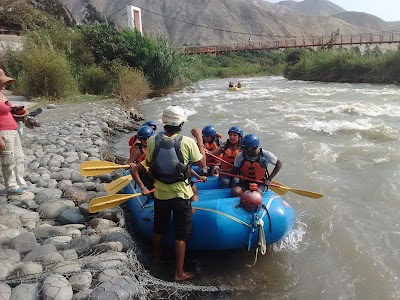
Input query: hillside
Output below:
<box><xmin>276</xmin><ymin>0</ymin><xmax>345</xmax><ymax>16</ymax></box>
<box><xmin>61</xmin><ymin>0</ymin><xmax>365</xmax><ymax>45</ymax></box>
<box><xmin>333</xmin><ymin>12</ymin><xmax>390</xmax><ymax>32</ymax></box>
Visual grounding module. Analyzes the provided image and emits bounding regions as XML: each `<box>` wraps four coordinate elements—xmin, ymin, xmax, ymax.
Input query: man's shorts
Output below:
<box><xmin>153</xmin><ymin>197</ymin><xmax>192</xmax><ymax>241</ymax></box>
<box><xmin>233</xmin><ymin>180</ymin><xmax>267</xmax><ymax>194</ymax></box>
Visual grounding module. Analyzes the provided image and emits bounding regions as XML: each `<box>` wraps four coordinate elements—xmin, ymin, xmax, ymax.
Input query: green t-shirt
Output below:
<box><xmin>141</xmin><ymin>133</ymin><xmax>203</xmax><ymax>200</ymax></box>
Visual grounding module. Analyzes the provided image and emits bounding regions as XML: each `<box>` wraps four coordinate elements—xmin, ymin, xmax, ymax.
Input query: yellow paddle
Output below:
<box><xmin>89</xmin><ymin>189</ymin><xmax>155</xmax><ymax>213</ymax></box>
<box><xmin>220</xmin><ymin>172</ymin><xmax>323</xmax><ymax>199</ymax></box>
<box><xmin>104</xmin><ymin>175</ymin><xmax>133</xmax><ymax>194</ymax></box>
<box><xmin>80</xmin><ymin>161</ymin><xmax>130</xmax><ymax>176</ymax></box>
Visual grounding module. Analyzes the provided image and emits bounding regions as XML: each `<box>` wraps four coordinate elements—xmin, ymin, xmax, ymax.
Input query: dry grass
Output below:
<box><xmin>115</xmin><ymin>67</ymin><xmax>150</xmax><ymax>109</ymax></box>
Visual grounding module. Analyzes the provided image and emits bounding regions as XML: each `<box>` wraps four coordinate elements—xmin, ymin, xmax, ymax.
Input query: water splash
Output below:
<box><xmin>273</xmin><ymin>220</ymin><xmax>307</xmax><ymax>252</ymax></box>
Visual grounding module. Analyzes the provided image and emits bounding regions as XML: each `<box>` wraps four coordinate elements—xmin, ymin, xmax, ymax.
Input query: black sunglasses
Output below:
<box><xmin>138</xmin><ymin>136</ymin><xmax>149</xmax><ymax>141</ymax></box>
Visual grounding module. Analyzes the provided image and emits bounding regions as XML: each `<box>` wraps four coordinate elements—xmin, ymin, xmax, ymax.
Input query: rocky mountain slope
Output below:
<box><xmin>276</xmin><ymin>0</ymin><xmax>345</xmax><ymax>16</ymax></box>
<box><xmin>332</xmin><ymin>12</ymin><xmax>391</xmax><ymax>32</ymax></box>
<box><xmin>61</xmin><ymin>0</ymin><xmax>389</xmax><ymax>46</ymax></box>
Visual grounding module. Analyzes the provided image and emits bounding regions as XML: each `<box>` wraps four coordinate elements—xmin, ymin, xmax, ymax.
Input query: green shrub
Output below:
<box><xmin>114</xmin><ymin>66</ymin><xmax>150</xmax><ymax>108</ymax></box>
<box><xmin>81</xmin><ymin>65</ymin><xmax>110</xmax><ymax>95</ymax></box>
<box><xmin>18</xmin><ymin>46</ymin><xmax>77</xmax><ymax>98</ymax></box>
<box><xmin>284</xmin><ymin>48</ymin><xmax>400</xmax><ymax>84</ymax></box>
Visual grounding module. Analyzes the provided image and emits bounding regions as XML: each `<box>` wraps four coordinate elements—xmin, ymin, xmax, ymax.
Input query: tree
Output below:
<box><xmin>82</xmin><ymin>0</ymin><xmax>107</xmax><ymax>25</ymax></box>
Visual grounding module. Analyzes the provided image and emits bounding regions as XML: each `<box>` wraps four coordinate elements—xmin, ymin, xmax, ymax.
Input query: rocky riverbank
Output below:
<box><xmin>0</xmin><ymin>99</ymin><xmax>155</xmax><ymax>300</ymax></box>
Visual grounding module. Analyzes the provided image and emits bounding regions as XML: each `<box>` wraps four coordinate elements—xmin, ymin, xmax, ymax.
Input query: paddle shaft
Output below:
<box><xmin>84</xmin><ymin>165</ymin><xmax>130</xmax><ymax>171</ymax></box>
<box><xmin>220</xmin><ymin>171</ymin><xmax>279</xmax><ymax>188</ymax></box>
<box><xmin>206</xmin><ymin>152</ymin><xmax>234</xmax><ymax>167</ymax></box>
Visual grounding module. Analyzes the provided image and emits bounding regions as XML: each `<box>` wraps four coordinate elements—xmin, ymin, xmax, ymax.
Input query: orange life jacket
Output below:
<box><xmin>204</xmin><ymin>134</ymin><xmax>222</xmax><ymax>165</ymax></box>
<box><xmin>239</xmin><ymin>150</ymin><xmax>267</xmax><ymax>181</ymax></box>
<box><xmin>221</xmin><ymin>143</ymin><xmax>240</xmax><ymax>169</ymax></box>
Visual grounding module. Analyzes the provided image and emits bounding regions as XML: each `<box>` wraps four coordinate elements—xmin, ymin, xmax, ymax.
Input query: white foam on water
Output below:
<box><xmin>185</xmin><ymin>107</ymin><xmax>197</xmax><ymax>117</ymax></box>
<box><xmin>192</xmin><ymin>89</ymin><xmax>221</xmax><ymax>98</ymax></box>
<box><xmin>312</xmin><ymin>143</ymin><xmax>338</xmax><ymax>163</ymax></box>
<box><xmin>327</xmin><ymin>103</ymin><xmax>400</xmax><ymax>117</ymax></box>
<box><xmin>354</xmin><ymin>88</ymin><xmax>399</xmax><ymax>96</ymax></box>
<box><xmin>373</xmin><ymin>157</ymin><xmax>389</xmax><ymax>164</ymax></box>
<box><xmin>284</xmin><ymin>114</ymin><xmax>307</xmax><ymax>121</ymax></box>
<box><xmin>243</xmin><ymin>119</ymin><xmax>261</xmax><ymax>131</ymax></box>
<box><xmin>273</xmin><ymin>220</ymin><xmax>307</xmax><ymax>253</ymax></box>
<box><xmin>299</xmin><ymin>118</ymin><xmax>374</xmax><ymax>135</ymax></box>
<box><xmin>214</xmin><ymin>104</ymin><xmax>227</xmax><ymax>113</ymax></box>
<box><xmin>281</xmin><ymin>131</ymin><xmax>301</xmax><ymax>140</ymax></box>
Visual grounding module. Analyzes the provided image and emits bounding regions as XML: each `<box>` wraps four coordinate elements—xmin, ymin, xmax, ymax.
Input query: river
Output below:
<box><xmin>116</xmin><ymin>76</ymin><xmax>400</xmax><ymax>299</ymax></box>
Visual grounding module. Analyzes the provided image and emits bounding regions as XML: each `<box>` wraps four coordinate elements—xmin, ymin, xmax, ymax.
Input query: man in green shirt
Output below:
<box><xmin>131</xmin><ymin>105</ymin><xmax>206</xmax><ymax>281</ymax></box>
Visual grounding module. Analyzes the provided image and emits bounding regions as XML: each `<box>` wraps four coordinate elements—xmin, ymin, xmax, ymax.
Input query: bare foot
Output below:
<box><xmin>174</xmin><ymin>272</ymin><xmax>195</xmax><ymax>281</ymax></box>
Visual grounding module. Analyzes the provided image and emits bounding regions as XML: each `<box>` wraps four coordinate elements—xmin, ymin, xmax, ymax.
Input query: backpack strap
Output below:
<box><xmin>152</xmin><ymin>132</ymin><xmax>163</xmax><ymax>162</ymax></box>
<box><xmin>173</xmin><ymin>135</ymin><xmax>185</xmax><ymax>164</ymax></box>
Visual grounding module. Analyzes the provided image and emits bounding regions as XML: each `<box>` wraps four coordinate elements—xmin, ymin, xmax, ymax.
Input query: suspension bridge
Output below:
<box><xmin>178</xmin><ymin>31</ymin><xmax>400</xmax><ymax>55</ymax></box>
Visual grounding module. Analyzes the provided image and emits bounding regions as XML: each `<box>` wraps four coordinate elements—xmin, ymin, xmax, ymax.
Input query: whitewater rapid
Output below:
<box><xmin>116</xmin><ymin>76</ymin><xmax>400</xmax><ymax>299</ymax></box>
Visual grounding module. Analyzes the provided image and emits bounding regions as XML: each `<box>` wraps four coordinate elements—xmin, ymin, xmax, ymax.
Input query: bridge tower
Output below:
<box><xmin>127</xmin><ymin>5</ymin><xmax>142</xmax><ymax>34</ymax></box>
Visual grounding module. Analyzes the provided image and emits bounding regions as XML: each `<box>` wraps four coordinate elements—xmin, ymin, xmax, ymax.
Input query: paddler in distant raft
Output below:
<box><xmin>228</xmin><ymin>82</ymin><xmax>234</xmax><ymax>88</ymax></box>
<box><xmin>236</xmin><ymin>82</ymin><xmax>242</xmax><ymax>89</ymax></box>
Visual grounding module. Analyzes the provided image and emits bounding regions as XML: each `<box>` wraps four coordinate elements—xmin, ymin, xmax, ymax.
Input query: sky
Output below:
<box><xmin>268</xmin><ymin>0</ymin><xmax>400</xmax><ymax>22</ymax></box>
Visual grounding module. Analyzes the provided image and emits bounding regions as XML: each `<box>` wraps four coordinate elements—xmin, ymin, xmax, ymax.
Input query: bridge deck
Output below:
<box><xmin>179</xmin><ymin>31</ymin><xmax>400</xmax><ymax>55</ymax></box>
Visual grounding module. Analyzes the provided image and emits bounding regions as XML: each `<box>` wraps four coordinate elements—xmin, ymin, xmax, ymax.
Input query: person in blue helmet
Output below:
<box><xmin>128</xmin><ymin>125</ymin><xmax>154</xmax><ymax>165</ymax></box>
<box><xmin>224</xmin><ymin>133</ymin><xmax>282</xmax><ymax>197</ymax></box>
<box><xmin>128</xmin><ymin>125</ymin><xmax>155</xmax><ymax>189</ymax></box>
<box><xmin>128</xmin><ymin>120</ymin><xmax>157</xmax><ymax>153</ymax></box>
<box><xmin>142</xmin><ymin>120</ymin><xmax>157</xmax><ymax>131</ymax></box>
<box><xmin>200</xmin><ymin>125</ymin><xmax>222</xmax><ymax>176</ymax></box>
<box><xmin>211</xmin><ymin>126</ymin><xmax>243</xmax><ymax>187</ymax></box>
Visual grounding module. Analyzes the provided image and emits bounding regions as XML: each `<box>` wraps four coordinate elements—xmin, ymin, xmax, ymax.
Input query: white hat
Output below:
<box><xmin>162</xmin><ymin>105</ymin><xmax>187</xmax><ymax>126</ymax></box>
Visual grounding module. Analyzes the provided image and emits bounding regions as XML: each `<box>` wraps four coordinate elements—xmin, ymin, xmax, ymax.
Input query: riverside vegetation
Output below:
<box><xmin>2</xmin><ymin>1</ymin><xmax>400</xmax><ymax>110</ymax></box>
<box><xmin>284</xmin><ymin>47</ymin><xmax>400</xmax><ymax>84</ymax></box>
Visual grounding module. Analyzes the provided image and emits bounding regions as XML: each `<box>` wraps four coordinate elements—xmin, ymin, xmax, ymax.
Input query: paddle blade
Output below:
<box><xmin>80</xmin><ymin>161</ymin><xmax>130</xmax><ymax>176</ymax></box>
<box><xmin>268</xmin><ymin>185</ymin><xmax>287</xmax><ymax>196</ymax></box>
<box><xmin>88</xmin><ymin>193</ymin><xmax>141</xmax><ymax>213</ymax></box>
<box><xmin>105</xmin><ymin>175</ymin><xmax>132</xmax><ymax>195</ymax></box>
<box><xmin>291</xmin><ymin>189</ymin><xmax>324</xmax><ymax>199</ymax></box>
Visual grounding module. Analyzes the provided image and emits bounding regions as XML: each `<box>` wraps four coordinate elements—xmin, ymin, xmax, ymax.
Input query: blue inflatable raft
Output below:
<box><xmin>123</xmin><ymin>174</ymin><xmax>296</xmax><ymax>251</ymax></box>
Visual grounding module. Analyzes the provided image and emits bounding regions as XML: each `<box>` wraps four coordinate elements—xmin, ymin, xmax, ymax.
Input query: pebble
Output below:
<box><xmin>0</xmin><ymin>103</ymin><xmax>147</xmax><ymax>299</ymax></box>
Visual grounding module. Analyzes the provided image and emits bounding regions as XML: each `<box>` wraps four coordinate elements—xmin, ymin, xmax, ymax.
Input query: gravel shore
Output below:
<box><xmin>0</xmin><ymin>99</ymin><xmax>151</xmax><ymax>299</ymax></box>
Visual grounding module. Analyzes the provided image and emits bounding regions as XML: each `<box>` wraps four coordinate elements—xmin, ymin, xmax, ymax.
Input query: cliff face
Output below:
<box><xmin>61</xmin><ymin>0</ymin><xmax>386</xmax><ymax>46</ymax></box>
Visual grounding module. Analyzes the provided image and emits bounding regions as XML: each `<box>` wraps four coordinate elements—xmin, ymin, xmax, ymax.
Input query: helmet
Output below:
<box><xmin>228</xmin><ymin>126</ymin><xmax>243</xmax><ymax>137</ymax></box>
<box><xmin>162</xmin><ymin>105</ymin><xmax>187</xmax><ymax>126</ymax></box>
<box><xmin>137</xmin><ymin>125</ymin><xmax>154</xmax><ymax>139</ymax></box>
<box><xmin>142</xmin><ymin>120</ymin><xmax>157</xmax><ymax>131</ymax></box>
<box><xmin>202</xmin><ymin>125</ymin><xmax>217</xmax><ymax>137</ymax></box>
<box><xmin>241</xmin><ymin>133</ymin><xmax>259</xmax><ymax>149</ymax></box>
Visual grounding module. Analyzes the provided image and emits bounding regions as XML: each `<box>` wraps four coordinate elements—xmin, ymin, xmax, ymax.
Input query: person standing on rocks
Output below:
<box><xmin>0</xmin><ymin>69</ymin><xmax>31</xmax><ymax>195</ymax></box>
<box><xmin>131</xmin><ymin>105</ymin><xmax>206</xmax><ymax>281</ymax></box>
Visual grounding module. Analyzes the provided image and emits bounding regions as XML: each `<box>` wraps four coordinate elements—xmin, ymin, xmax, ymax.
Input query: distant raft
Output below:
<box><xmin>228</xmin><ymin>87</ymin><xmax>242</xmax><ymax>91</ymax></box>
<box><xmin>124</xmin><ymin>174</ymin><xmax>296</xmax><ymax>251</ymax></box>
